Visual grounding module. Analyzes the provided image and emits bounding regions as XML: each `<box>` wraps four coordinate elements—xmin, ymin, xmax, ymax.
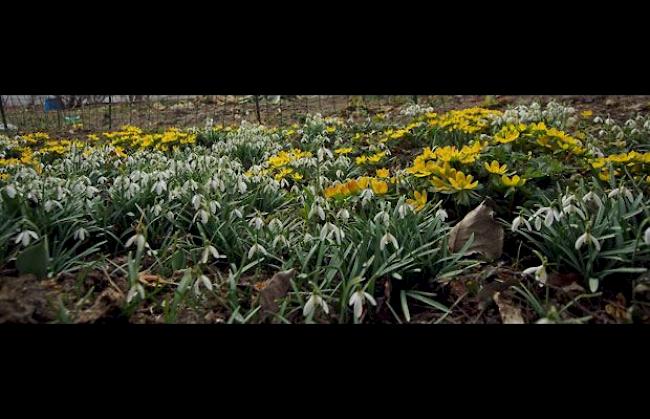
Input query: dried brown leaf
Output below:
<box><xmin>448</xmin><ymin>201</ymin><xmax>504</xmax><ymax>260</ymax></box>
<box><xmin>259</xmin><ymin>269</ymin><xmax>297</xmax><ymax>318</ymax></box>
<box><xmin>493</xmin><ymin>292</ymin><xmax>525</xmax><ymax>324</ymax></box>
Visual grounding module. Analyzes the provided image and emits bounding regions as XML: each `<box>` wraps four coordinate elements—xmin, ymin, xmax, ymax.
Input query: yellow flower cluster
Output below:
<box><xmin>261</xmin><ymin>148</ymin><xmax>312</xmax><ymax>182</ymax></box>
<box><xmin>406</xmin><ymin>190</ymin><xmax>428</xmax><ymax>212</ymax></box>
<box><xmin>493</xmin><ymin>122</ymin><xmax>585</xmax><ymax>155</ymax></box>
<box><xmin>267</xmin><ymin>148</ymin><xmax>313</xmax><ymax>168</ymax></box>
<box><xmin>590</xmin><ymin>150</ymin><xmax>650</xmax><ymax>182</ymax></box>
<box><xmin>104</xmin><ymin>125</ymin><xmax>197</xmax><ymax>152</ymax></box>
<box><xmin>427</xmin><ymin>108</ymin><xmax>502</xmax><ymax>134</ymax></box>
<box><xmin>324</xmin><ymin>176</ymin><xmax>389</xmax><ymax>199</ymax></box>
<box><xmin>407</xmin><ymin>142</ymin><xmax>485</xmax><ymax>178</ymax></box>
<box><xmin>355</xmin><ymin>151</ymin><xmax>387</xmax><ymax>165</ymax></box>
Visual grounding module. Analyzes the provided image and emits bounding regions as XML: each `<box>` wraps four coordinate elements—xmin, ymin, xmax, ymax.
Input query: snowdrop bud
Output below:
<box><xmin>435</xmin><ymin>209</ymin><xmax>448</xmax><ymax>221</ymax></box>
<box><xmin>5</xmin><ymin>184</ymin><xmax>17</xmax><ymax>199</ymax></box>
<box><xmin>337</xmin><ymin>209</ymin><xmax>350</xmax><ymax>222</ymax></box>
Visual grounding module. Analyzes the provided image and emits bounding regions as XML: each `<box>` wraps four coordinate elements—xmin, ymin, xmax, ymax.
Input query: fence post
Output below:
<box><xmin>254</xmin><ymin>95</ymin><xmax>262</xmax><ymax>124</ymax></box>
<box><xmin>0</xmin><ymin>95</ymin><xmax>8</xmax><ymax>130</ymax></box>
<box><xmin>108</xmin><ymin>95</ymin><xmax>113</xmax><ymax>129</ymax></box>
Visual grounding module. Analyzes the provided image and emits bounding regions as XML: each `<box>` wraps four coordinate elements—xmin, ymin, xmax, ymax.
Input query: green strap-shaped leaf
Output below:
<box><xmin>16</xmin><ymin>237</ymin><xmax>50</xmax><ymax>280</ymax></box>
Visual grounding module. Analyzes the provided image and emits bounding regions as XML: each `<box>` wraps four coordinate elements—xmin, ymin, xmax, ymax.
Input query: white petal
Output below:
<box><xmin>575</xmin><ymin>233</ymin><xmax>587</xmax><ymax>250</ymax></box>
<box><xmin>303</xmin><ymin>295</ymin><xmax>315</xmax><ymax>317</ymax></box>
<box><xmin>354</xmin><ymin>298</ymin><xmax>363</xmax><ymax>320</ymax></box>
<box><xmin>364</xmin><ymin>292</ymin><xmax>377</xmax><ymax>306</ymax></box>
<box><xmin>523</xmin><ymin>266</ymin><xmax>541</xmax><ymax>276</ymax></box>
<box><xmin>644</xmin><ymin>227</ymin><xmax>650</xmax><ymax>246</ymax></box>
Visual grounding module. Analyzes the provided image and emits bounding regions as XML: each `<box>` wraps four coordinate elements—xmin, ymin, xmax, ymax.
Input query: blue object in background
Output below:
<box><xmin>44</xmin><ymin>97</ymin><xmax>65</xmax><ymax>112</ymax></box>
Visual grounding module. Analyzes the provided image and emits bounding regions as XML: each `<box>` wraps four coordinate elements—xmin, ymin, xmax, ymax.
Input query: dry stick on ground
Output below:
<box><xmin>433</xmin><ymin>292</ymin><xmax>469</xmax><ymax>324</ymax></box>
<box><xmin>102</xmin><ymin>267</ymin><xmax>124</xmax><ymax>296</ymax></box>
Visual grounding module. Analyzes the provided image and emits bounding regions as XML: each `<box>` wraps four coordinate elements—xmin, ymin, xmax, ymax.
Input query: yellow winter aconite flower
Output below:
<box><xmin>581</xmin><ymin>110</ymin><xmax>593</xmax><ymax>118</ymax></box>
<box><xmin>326</xmin><ymin>126</ymin><xmax>336</xmax><ymax>133</ymax></box>
<box><xmin>406</xmin><ymin>190</ymin><xmax>427</xmax><ymax>212</ymax></box>
<box><xmin>448</xmin><ymin>172</ymin><xmax>478</xmax><ymax>191</ymax></box>
<box><xmin>114</xmin><ymin>146</ymin><xmax>127</xmax><ymax>158</ymax></box>
<box><xmin>376</xmin><ymin>168</ymin><xmax>390</xmax><ymax>178</ymax></box>
<box><xmin>484</xmin><ymin>160</ymin><xmax>507</xmax><ymax>175</ymax></box>
<box><xmin>370</xmin><ymin>179</ymin><xmax>388</xmax><ymax>195</ymax></box>
<box><xmin>494</xmin><ymin>125</ymin><xmax>521</xmax><ymax>144</ymax></box>
<box><xmin>368</xmin><ymin>151</ymin><xmax>386</xmax><ymax>163</ymax></box>
<box><xmin>355</xmin><ymin>155</ymin><xmax>368</xmax><ymax>165</ymax></box>
<box><xmin>428</xmin><ymin>107</ymin><xmax>502</xmax><ymax>134</ymax></box>
<box><xmin>501</xmin><ymin>174</ymin><xmax>526</xmax><ymax>187</ymax></box>
<box><xmin>335</xmin><ymin>147</ymin><xmax>353</xmax><ymax>155</ymax></box>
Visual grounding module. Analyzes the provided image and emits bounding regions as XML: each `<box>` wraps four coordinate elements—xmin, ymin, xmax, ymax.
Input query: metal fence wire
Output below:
<box><xmin>0</xmin><ymin>95</ymin><xmax>436</xmax><ymax>134</ymax></box>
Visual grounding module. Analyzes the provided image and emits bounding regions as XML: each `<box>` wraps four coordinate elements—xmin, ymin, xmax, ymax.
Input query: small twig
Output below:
<box><xmin>102</xmin><ymin>267</ymin><xmax>124</xmax><ymax>296</ymax></box>
<box><xmin>434</xmin><ymin>292</ymin><xmax>468</xmax><ymax>324</ymax></box>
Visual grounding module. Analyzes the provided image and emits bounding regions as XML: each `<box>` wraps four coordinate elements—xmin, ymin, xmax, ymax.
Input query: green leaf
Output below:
<box><xmin>406</xmin><ymin>291</ymin><xmax>451</xmax><ymax>314</ymax></box>
<box><xmin>171</xmin><ymin>249</ymin><xmax>186</xmax><ymax>271</ymax></box>
<box><xmin>16</xmin><ymin>237</ymin><xmax>50</xmax><ymax>280</ymax></box>
<box><xmin>400</xmin><ymin>290</ymin><xmax>411</xmax><ymax>323</ymax></box>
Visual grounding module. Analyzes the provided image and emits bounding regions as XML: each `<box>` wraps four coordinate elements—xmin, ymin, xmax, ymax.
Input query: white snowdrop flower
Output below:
<box><xmin>152</xmin><ymin>204</ymin><xmax>162</xmax><ymax>217</ymax></box>
<box><xmin>533</xmin><ymin>216</ymin><xmax>543</xmax><ymax>231</ymax></box>
<box><xmin>151</xmin><ymin>180</ymin><xmax>167</xmax><ymax>195</ymax></box>
<box><xmin>336</xmin><ymin>170</ymin><xmax>344</xmax><ymax>179</ymax></box>
<box><xmin>249</xmin><ymin>216</ymin><xmax>264</xmax><ymax>230</ymax></box>
<box><xmin>209</xmin><ymin>200</ymin><xmax>220</xmax><ymax>214</ymax></box>
<box><xmin>193</xmin><ymin>275</ymin><xmax>213</xmax><ymax>296</ymax></box>
<box><xmin>397</xmin><ymin>203</ymin><xmax>410</xmax><ymax>219</ymax></box>
<box><xmin>575</xmin><ymin>231</ymin><xmax>601</xmax><ymax>251</ymax></box>
<box><xmin>303</xmin><ymin>294</ymin><xmax>329</xmax><ymax>318</ymax></box>
<box><xmin>561</xmin><ymin>194</ymin><xmax>576</xmax><ymax>207</ymax></box>
<box><xmin>126</xmin><ymin>283</ymin><xmax>146</xmax><ymax>304</ymax></box>
<box><xmin>523</xmin><ymin>264</ymin><xmax>548</xmax><ymax>286</ymax></box>
<box><xmin>360</xmin><ymin>188</ymin><xmax>374</xmax><ymax>206</ymax></box>
<box><xmin>5</xmin><ymin>184</ymin><xmax>17</xmax><ymax>199</ymax></box>
<box><xmin>583</xmin><ymin>191</ymin><xmax>603</xmax><ymax>209</ymax></box>
<box><xmin>593</xmin><ymin>116</ymin><xmax>603</xmax><ymax>124</ymax></box>
<box><xmin>125</xmin><ymin>233</ymin><xmax>146</xmax><ymax>254</ymax></box>
<box><xmin>625</xmin><ymin>119</ymin><xmax>636</xmax><ymax>128</ymax></box>
<box><xmin>563</xmin><ymin>204</ymin><xmax>586</xmax><ymax>220</ymax></box>
<box><xmin>379</xmin><ymin>232</ymin><xmax>399</xmax><ymax>251</ymax></box>
<box><xmin>232</xmin><ymin>208</ymin><xmax>243</xmax><ymax>219</ymax></box>
<box><xmin>15</xmin><ymin>230</ymin><xmax>39</xmax><ymax>247</ymax></box>
<box><xmin>598</xmin><ymin>129</ymin><xmax>607</xmax><ymax>137</ymax></box>
<box><xmin>166</xmin><ymin>211</ymin><xmax>175</xmax><ymax>222</ymax></box>
<box><xmin>198</xmin><ymin>209</ymin><xmax>209</xmax><ymax>225</ymax></box>
<box><xmin>631</xmin><ymin>128</ymin><xmax>640</xmax><ymax>135</ymax></box>
<box><xmin>74</xmin><ymin>227</ymin><xmax>88</xmax><ymax>242</ymax></box>
<box><xmin>348</xmin><ymin>290</ymin><xmax>377</xmax><ymax>321</ymax></box>
<box><xmin>644</xmin><ymin>227</ymin><xmax>650</xmax><ymax>246</ymax></box>
<box><xmin>85</xmin><ymin>186</ymin><xmax>99</xmax><ymax>199</ymax></box>
<box><xmin>191</xmin><ymin>194</ymin><xmax>202</xmax><ymax>210</ymax></box>
<box><xmin>44</xmin><ymin>200</ymin><xmax>63</xmax><ymax>212</ymax></box>
<box><xmin>303</xmin><ymin>233</ymin><xmax>314</xmax><ymax>243</ymax></box>
<box><xmin>247</xmin><ymin>243</ymin><xmax>267</xmax><ymax>259</ymax></box>
<box><xmin>336</xmin><ymin>208</ymin><xmax>350</xmax><ymax>222</ymax></box>
<box><xmin>644</xmin><ymin>120</ymin><xmax>650</xmax><ymax>131</ymax></box>
<box><xmin>608</xmin><ymin>187</ymin><xmax>634</xmax><ymax>202</ymax></box>
<box><xmin>238</xmin><ymin>179</ymin><xmax>248</xmax><ymax>194</ymax></box>
<box><xmin>605</xmin><ymin>117</ymin><xmax>614</xmax><ymax>126</ymax></box>
<box><xmin>201</xmin><ymin>245</ymin><xmax>222</xmax><ymax>264</ymax></box>
<box><xmin>268</xmin><ymin>218</ymin><xmax>283</xmax><ymax>232</ymax></box>
<box><xmin>435</xmin><ymin>209</ymin><xmax>448</xmax><ymax>222</ymax></box>
<box><xmin>374</xmin><ymin>210</ymin><xmax>390</xmax><ymax>226</ymax></box>
<box><xmin>272</xmin><ymin>234</ymin><xmax>289</xmax><ymax>248</ymax></box>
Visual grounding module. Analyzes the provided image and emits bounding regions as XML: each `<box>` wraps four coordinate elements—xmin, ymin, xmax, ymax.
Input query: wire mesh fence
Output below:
<box><xmin>0</xmin><ymin>95</ymin><xmax>438</xmax><ymax>134</ymax></box>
